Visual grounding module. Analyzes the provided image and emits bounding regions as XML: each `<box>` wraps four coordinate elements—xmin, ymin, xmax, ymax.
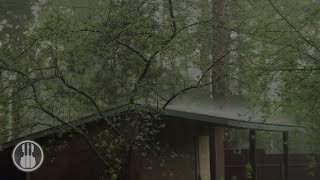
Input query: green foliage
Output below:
<box><xmin>307</xmin><ymin>154</ymin><xmax>317</xmax><ymax>176</ymax></box>
<box><xmin>1</xmin><ymin>0</ymin><xmax>320</xmax><ymax>177</ymax></box>
<box><xmin>245</xmin><ymin>162</ymin><xmax>253</xmax><ymax>179</ymax></box>
<box><xmin>229</xmin><ymin>0</ymin><xmax>320</xmax><ymax>152</ymax></box>
<box><xmin>0</xmin><ymin>0</ymin><xmax>213</xmax><ymax>177</ymax></box>
<box><xmin>0</xmin><ymin>0</ymin><xmax>207</xmax><ymax>142</ymax></box>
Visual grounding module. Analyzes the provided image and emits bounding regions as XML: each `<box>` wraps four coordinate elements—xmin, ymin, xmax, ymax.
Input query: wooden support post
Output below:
<box><xmin>249</xmin><ymin>130</ymin><xmax>256</xmax><ymax>180</ymax></box>
<box><xmin>210</xmin><ymin>130</ymin><xmax>216</xmax><ymax>180</ymax></box>
<box><xmin>199</xmin><ymin>136</ymin><xmax>211</xmax><ymax>180</ymax></box>
<box><xmin>215</xmin><ymin>127</ymin><xmax>225</xmax><ymax>180</ymax></box>
<box><xmin>209</xmin><ymin>127</ymin><xmax>225</xmax><ymax>180</ymax></box>
<box><xmin>283</xmin><ymin>131</ymin><xmax>289</xmax><ymax>180</ymax></box>
<box><xmin>195</xmin><ymin>136</ymin><xmax>200</xmax><ymax>180</ymax></box>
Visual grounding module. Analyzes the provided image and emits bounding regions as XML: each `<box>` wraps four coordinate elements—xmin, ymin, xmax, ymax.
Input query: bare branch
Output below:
<box><xmin>255</xmin><ymin>67</ymin><xmax>320</xmax><ymax>72</ymax></box>
<box><xmin>128</xmin><ymin>1</ymin><xmax>180</xmax><ymax>104</ymax></box>
<box><xmin>162</xmin><ymin>47</ymin><xmax>237</xmax><ymax>109</ymax></box>
<box><xmin>267</xmin><ymin>0</ymin><xmax>320</xmax><ymax>52</ymax></box>
<box><xmin>113</xmin><ymin>39</ymin><xmax>148</xmax><ymax>62</ymax></box>
<box><xmin>162</xmin><ymin>82</ymin><xmax>213</xmax><ymax>109</ymax></box>
<box><xmin>30</xmin><ymin>84</ymin><xmax>112</xmax><ymax>169</ymax></box>
<box><xmin>53</xmin><ymin>58</ymin><xmax>122</xmax><ymax>136</ymax></box>
<box><xmin>168</xmin><ymin>0</ymin><xmax>177</xmax><ymax>36</ymax></box>
<box><xmin>197</xmin><ymin>48</ymin><xmax>237</xmax><ymax>86</ymax></box>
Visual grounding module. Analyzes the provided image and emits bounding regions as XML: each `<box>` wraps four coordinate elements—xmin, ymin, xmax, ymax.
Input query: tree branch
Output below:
<box><xmin>256</xmin><ymin>67</ymin><xmax>320</xmax><ymax>72</ymax></box>
<box><xmin>162</xmin><ymin>48</ymin><xmax>237</xmax><ymax>109</ymax></box>
<box><xmin>128</xmin><ymin>1</ymin><xmax>179</xmax><ymax>104</ymax></box>
<box><xmin>168</xmin><ymin>0</ymin><xmax>177</xmax><ymax>36</ymax></box>
<box><xmin>197</xmin><ymin>48</ymin><xmax>237</xmax><ymax>86</ymax></box>
<box><xmin>162</xmin><ymin>81</ymin><xmax>213</xmax><ymax>109</ymax></box>
<box><xmin>113</xmin><ymin>39</ymin><xmax>148</xmax><ymax>62</ymax></box>
<box><xmin>30</xmin><ymin>84</ymin><xmax>112</xmax><ymax>169</ymax></box>
<box><xmin>267</xmin><ymin>0</ymin><xmax>320</xmax><ymax>52</ymax></box>
<box><xmin>53</xmin><ymin>60</ymin><xmax>122</xmax><ymax>136</ymax></box>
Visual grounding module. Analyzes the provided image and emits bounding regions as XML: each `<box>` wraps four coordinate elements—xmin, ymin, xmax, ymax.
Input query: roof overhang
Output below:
<box><xmin>164</xmin><ymin>108</ymin><xmax>303</xmax><ymax>132</ymax></box>
<box><xmin>0</xmin><ymin>104</ymin><xmax>304</xmax><ymax>150</ymax></box>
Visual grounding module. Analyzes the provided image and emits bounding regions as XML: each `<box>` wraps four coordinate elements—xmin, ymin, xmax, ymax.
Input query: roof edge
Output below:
<box><xmin>1</xmin><ymin>103</ymin><xmax>304</xmax><ymax>150</ymax></box>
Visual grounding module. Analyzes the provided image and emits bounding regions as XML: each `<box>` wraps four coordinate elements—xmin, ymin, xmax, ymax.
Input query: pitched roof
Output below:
<box><xmin>0</xmin><ymin>103</ymin><xmax>303</xmax><ymax>150</ymax></box>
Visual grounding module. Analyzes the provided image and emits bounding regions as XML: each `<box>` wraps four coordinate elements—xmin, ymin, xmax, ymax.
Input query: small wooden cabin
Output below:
<box><xmin>0</xmin><ymin>102</ymin><xmax>318</xmax><ymax>180</ymax></box>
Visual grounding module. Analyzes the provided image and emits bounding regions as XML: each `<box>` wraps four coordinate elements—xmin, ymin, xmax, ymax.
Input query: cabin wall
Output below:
<box><xmin>27</xmin><ymin>118</ymin><xmax>210</xmax><ymax>180</ymax></box>
<box><xmin>30</xmin><ymin>137</ymin><xmax>104</xmax><ymax>180</ymax></box>
<box><xmin>1</xmin><ymin>118</ymin><xmax>318</xmax><ymax>180</ymax></box>
<box><xmin>0</xmin><ymin>148</ymin><xmax>25</xmax><ymax>180</ymax></box>
<box><xmin>225</xmin><ymin>149</ymin><xmax>320</xmax><ymax>180</ymax></box>
<box><xmin>136</xmin><ymin>118</ymin><xmax>201</xmax><ymax>180</ymax></box>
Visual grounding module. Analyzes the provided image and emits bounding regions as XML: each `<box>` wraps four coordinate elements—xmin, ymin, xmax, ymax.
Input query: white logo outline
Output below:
<box><xmin>12</xmin><ymin>140</ymin><xmax>44</xmax><ymax>172</ymax></box>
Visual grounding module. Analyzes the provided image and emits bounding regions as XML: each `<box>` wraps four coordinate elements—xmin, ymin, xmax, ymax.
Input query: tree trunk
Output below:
<box><xmin>211</xmin><ymin>0</ymin><xmax>229</xmax><ymax>97</ymax></box>
<box><xmin>121</xmin><ymin>147</ymin><xmax>141</xmax><ymax>180</ymax></box>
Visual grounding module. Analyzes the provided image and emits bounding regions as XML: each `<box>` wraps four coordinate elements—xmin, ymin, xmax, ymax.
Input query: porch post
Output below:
<box><xmin>249</xmin><ymin>129</ymin><xmax>256</xmax><ymax>180</ymax></box>
<box><xmin>283</xmin><ymin>131</ymin><xmax>289</xmax><ymax>180</ymax></box>
<box><xmin>199</xmin><ymin>136</ymin><xmax>211</xmax><ymax>180</ymax></box>
<box><xmin>212</xmin><ymin>127</ymin><xmax>225</xmax><ymax>180</ymax></box>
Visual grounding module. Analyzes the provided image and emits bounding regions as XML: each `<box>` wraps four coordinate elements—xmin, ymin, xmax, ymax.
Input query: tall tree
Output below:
<box><xmin>229</xmin><ymin>0</ymin><xmax>320</xmax><ymax>151</ymax></box>
<box><xmin>0</xmin><ymin>0</ymin><xmax>235</xmax><ymax>178</ymax></box>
